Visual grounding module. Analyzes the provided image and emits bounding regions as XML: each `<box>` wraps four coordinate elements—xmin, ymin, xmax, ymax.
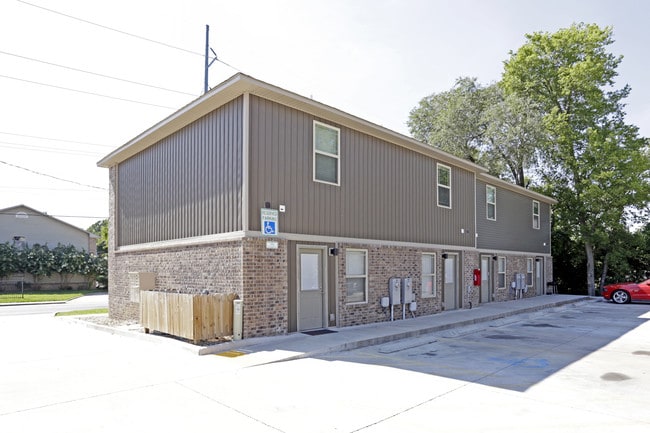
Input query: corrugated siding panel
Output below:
<box><xmin>117</xmin><ymin>97</ymin><xmax>243</xmax><ymax>246</ymax></box>
<box><xmin>476</xmin><ymin>180</ymin><xmax>551</xmax><ymax>253</ymax></box>
<box><xmin>248</xmin><ymin>96</ymin><xmax>475</xmax><ymax>246</ymax></box>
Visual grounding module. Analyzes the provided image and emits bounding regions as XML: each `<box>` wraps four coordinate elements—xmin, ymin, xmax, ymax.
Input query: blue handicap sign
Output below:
<box><xmin>263</xmin><ymin>220</ymin><xmax>277</xmax><ymax>235</ymax></box>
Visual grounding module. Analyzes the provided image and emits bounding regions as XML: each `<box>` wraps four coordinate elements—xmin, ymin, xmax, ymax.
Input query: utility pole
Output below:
<box><xmin>204</xmin><ymin>24</ymin><xmax>217</xmax><ymax>94</ymax></box>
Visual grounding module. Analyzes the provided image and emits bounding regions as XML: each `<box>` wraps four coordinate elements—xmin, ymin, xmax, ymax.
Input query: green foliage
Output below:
<box><xmin>0</xmin><ymin>242</ymin><xmax>18</xmax><ymax>279</ymax></box>
<box><xmin>87</xmin><ymin>219</ymin><xmax>108</xmax><ymax>255</ymax></box>
<box><xmin>408</xmin><ymin>77</ymin><xmax>545</xmax><ymax>186</ymax></box>
<box><xmin>0</xmin><ymin>243</ymin><xmax>107</xmax><ymax>289</ymax></box>
<box><xmin>502</xmin><ymin>22</ymin><xmax>650</xmax><ymax>294</ymax></box>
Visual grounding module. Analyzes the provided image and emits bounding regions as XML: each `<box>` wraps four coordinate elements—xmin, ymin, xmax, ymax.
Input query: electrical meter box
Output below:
<box><xmin>388</xmin><ymin>277</ymin><xmax>401</xmax><ymax>305</ymax></box>
<box><xmin>515</xmin><ymin>273</ymin><xmax>526</xmax><ymax>291</ymax></box>
<box><xmin>401</xmin><ymin>277</ymin><xmax>415</xmax><ymax>304</ymax></box>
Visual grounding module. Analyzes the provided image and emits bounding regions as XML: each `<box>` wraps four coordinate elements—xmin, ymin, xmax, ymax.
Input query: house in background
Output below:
<box><xmin>98</xmin><ymin>73</ymin><xmax>556</xmax><ymax>339</ymax></box>
<box><xmin>0</xmin><ymin>204</ymin><xmax>98</xmax><ymax>290</ymax></box>
<box><xmin>0</xmin><ymin>204</ymin><xmax>97</xmax><ymax>253</ymax></box>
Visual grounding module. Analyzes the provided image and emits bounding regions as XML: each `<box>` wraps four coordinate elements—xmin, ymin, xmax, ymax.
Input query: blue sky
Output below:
<box><xmin>1</xmin><ymin>0</ymin><xmax>648</xmax><ymax>229</ymax></box>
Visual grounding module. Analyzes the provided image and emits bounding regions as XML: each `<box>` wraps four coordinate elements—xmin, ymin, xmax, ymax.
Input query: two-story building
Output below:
<box><xmin>98</xmin><ymin>73</ymin><xmax>555</xmax><ymax>338</ymax></box>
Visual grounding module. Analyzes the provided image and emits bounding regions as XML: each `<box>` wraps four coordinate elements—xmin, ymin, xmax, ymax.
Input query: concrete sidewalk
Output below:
<box><xmin>78</xmin><ymin>294</ymin><xmax>594</xmax><ymax>363</ymax></box>
<box><xmin>200</xmin><ymin>294</ymin><xmax>594</xmax><ymax>360</ymax></box>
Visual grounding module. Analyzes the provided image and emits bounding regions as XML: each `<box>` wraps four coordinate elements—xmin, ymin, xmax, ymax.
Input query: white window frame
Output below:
<box><xmin>313</xmin><ymin>120</ymin><xmax>341</xmax><ymax>186</ymax></box>
<box><xmin>345</xmin><ymin>249</ymin><xmax>368</xmax><ymax>304</ymax></box>
<box><xmin>497</xmin><ymin>256</ymin><xmax>506</xmax><ymax>289</ymax></box>
<box><xmin>526</xmin><ymin>258</ymin><xmax>534</xmax><ymax>287</ymax></box>
<box><xmin>486</xmin><ymin>185</ymin><xmax>496</xmax><ymax>221</ymax></box>
<box><xmin>437</xmin><ymin>163</ymin><xmax>452</xmax><ymax>208</ymax></box>
<box><xmin>532</xmin><ymin>200</ymin><xmax>540</xmax><ymax>229</ymax></box>
<box><xmin>421</xmin><ymin>253</ymin><xmax>437</xmax><ymax>298</ymax></box>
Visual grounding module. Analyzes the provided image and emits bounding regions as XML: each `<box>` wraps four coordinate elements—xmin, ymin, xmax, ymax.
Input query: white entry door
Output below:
<box><xmin>480</xmin><ymin>255</ymin><xmax>492</xmax><ymax>303</ymax></box>
<box><xmin>443</xmin><ymin>254</ymin><xmax>458</xmax><ymax>310</ymax></box>
<box><xmin>298</xmin><ymin>247</ymin><xmax>326</xmax><ymax>331</ymax></box>
<box><xmin>535</xmin><ymin>258</ymin><xmax>544</xmax><ymax>295</ymax></box>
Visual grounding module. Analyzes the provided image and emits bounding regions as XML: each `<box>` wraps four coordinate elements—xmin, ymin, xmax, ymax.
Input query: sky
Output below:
<box><xmin>1</xmin><ymin>0</ymin><xmax>649</xmax><ymax>231</ymax></box>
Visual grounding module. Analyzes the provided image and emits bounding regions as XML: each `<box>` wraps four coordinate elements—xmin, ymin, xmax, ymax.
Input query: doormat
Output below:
<box><xmin>302</xmin><ymin>329</ymin><xmax>338</xmax><ymax>336</ymax></box>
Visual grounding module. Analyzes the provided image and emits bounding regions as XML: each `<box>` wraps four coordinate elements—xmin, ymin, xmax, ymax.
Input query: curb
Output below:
<box><xmin>66</xmin><ymin>296</ymin><xmax>596</xmax><ymax>360</ymax></box>
<box><xmin>200</xmin><ymin>296</ymin><xmax>596</xmax><ymax>360</ymax></box>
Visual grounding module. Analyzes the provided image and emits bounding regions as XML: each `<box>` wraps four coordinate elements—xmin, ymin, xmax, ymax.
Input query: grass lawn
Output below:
<box><xmin>55</xmin><ymin>308</ymin><xmax>109</xmax><ymax>316</ymax></box>
<box><xmin>0</xmin><ymin>290</ymin><xmax>105</xmax><ymax>304</ymax></box>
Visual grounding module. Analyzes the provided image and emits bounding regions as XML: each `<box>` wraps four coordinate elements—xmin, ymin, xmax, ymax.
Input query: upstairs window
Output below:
<box><xmin>437</xmin><ymin>164</ymin><xmax>451</xmax><ymax>208</ymax></box>
<box><xmin>486</xmin><ymin>185</ymin><xmax>496</xmax><ymax>220</ymax></box>
<box><xmin>532</xmin><ymin>200</ymin><xmax>540</xmax><ymax>229</ymax></box>
<box><xmin>313</xmin><ymin>121</ymin><xmax>340</xmax><ymax>185</ymax></box>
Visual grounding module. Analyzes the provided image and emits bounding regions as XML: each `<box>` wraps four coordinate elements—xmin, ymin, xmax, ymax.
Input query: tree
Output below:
<box><xmin>408</xmin><ymin>77</ymin><xmax>545</xmax><ymax>186</ymax></box>
<box><xmin>502</xmin><ymin>23</ymin><xmax>650</xmax><ymax>295</ymax></box>
<box><xmin>87</xmin><ymin>219</ymin><xmax>108</xmax><ymax>255</ymax></box>
<box><xmin>409</xmin><ymin>77</ymin><xmax>487</xmax><ymax>164</ymax></box>
<box><xmin>0</xmin><ymin>242</ymin><xmax>18</xmax><ymax>280</ymax></box>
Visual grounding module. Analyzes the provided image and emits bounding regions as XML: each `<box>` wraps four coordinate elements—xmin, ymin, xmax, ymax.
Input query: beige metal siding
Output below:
<box><xmin>248</xmin><ymin>96</ymin><xmax>475</xmax><ymax>246</ymax></box>
<box><xmin>476</xmin><ymin>179</ymin><xmax>551</xmax><ymax>253</ymax></box>
<box><xmin>117</xmin><ymin>97</ymin><xmax>243</xmax><ymax>246</ymax></box>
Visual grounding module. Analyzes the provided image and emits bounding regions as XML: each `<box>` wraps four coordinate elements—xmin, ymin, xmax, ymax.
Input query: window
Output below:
<box><xmin>486</xmin><ymin>185</ymin><xmax>496</xmax><ymax>220</ymax></box>
<box><xmin>437</xmin><ymin>164</ymin><xmax>451</xmax><ymax>208</ymax></box>
<box><xmin>526</xmin><ymin>258</ymin><xmax>534</xmax><ymax>287</ymax></box>
<box><xmin>345</xmin><ymin>249</ymin><xmax>367</xmax><ymax>303</ymax></box>
<box><xmin>313</xmin><ymin>121</ymin><xmax>340</xmax><ymax>185</ymax></box>
<box><xmin>532</xmin><ymin>200</ymin><xmax>540</xmax><ymax>229</ymax></box>
<box><xmin>497</xmin><ymin>257</ymin><xmax>506</xmax><ymax>289</ymax></box>
<box><xmin>421</xmin><ymin>253</ymin><xmax>436</xmax><ymax>298</ymax></box>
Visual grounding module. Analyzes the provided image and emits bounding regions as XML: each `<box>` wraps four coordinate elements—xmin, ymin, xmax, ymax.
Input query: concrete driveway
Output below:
<box><xmin>1</xmin><ymin>298</ymin><xmax>649</xmax><ymax>432</ymax></box>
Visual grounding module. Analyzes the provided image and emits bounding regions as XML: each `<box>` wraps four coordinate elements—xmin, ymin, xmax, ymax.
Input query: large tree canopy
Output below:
<box><xmin>502</xmin><ymin>23</ymin><xmax>650</xmax><ymax>295</ymax></box>
<box><xmin>408</xmin><ymin>77</ymin><xmax>544</xmax><ymax>186</ymax></box>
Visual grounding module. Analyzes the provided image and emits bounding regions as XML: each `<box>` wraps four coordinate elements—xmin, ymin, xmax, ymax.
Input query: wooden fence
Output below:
<box><xmin>140</xmin><ymin>291</ymin><xmax>237</xmax><ymax>344</ymax></box>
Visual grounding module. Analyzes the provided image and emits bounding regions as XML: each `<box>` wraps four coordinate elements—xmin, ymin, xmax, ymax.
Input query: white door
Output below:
<box><xmin>480</xmin><ymin>255</ymin><xmax>492</xmax><ymax>303</ymax></box>
<box><xmin>443</xmin><ymin>254</ymin><xmax>458</xmax><ymax>310</ymax></box>
<box><xmin>535</xmin><ymin>258</ymin><xmax>544</xmax><ymax>295</ymax></box>
<box><xmin>298</xmin><ymin>247</ymin><xmax>326</xmax><ymax>331</ymax></box>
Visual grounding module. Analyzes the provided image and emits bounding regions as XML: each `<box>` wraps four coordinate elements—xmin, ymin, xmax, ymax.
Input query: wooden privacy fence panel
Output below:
<box><xmin>140</xmin><ymin>291</ymin><xmax>237</xmax><ymax>343</ymax></box>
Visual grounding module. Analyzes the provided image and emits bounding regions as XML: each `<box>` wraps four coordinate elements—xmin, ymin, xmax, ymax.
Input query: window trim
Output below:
<box><xmin>497</xmin><ymin>256</ymin><xmax>506</xmax><ymax>289</ymax></box>
<box><xmin>437</xmin><ymin>163</ymin><xmax>452</xmax><ymax>209</ymax></box>
<box><xmin>345</xmin><ymin>248</ymin><xmax>368</xmax><ymax>304</ymax></box>
<box><xmin>486</xmin><ymin>185</ymin><xmax>496</xmax><ymax>221</ymax></box>
<box><xmin>313</xmin><ymin>120</ymin><xmax>341</xmax><ymax>186</ymax></box>
<box><xmin>532</xmin><ymin>200</ymin><xmax>540</xmax><ymax>229</ymax></box>
<box><xmin>421</xmin><ymin>253</ymin><xmax>437</xmax><ymax>298</ymax></box>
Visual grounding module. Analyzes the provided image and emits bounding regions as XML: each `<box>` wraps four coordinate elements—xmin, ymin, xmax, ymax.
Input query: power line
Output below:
<box><xmin>0</xmin><ymin>50</ymin><xmax>197</xmax><ymax>97</ymax></box>
<box><xmin>0</xmin><ymin>131</ymin><xmax>113</xmax><ymax>149</ymax></box>
<box><xmin>17</xmin><ymin>0</ymin><xmax>203</xmax><ymax>57</ymax></box>
<box><xmin>0</xmin><ymin>211</ymin><xmax>107</xmax><ymax>219</ymax></box>
<box><xmin>0</xmin><ymin>141</ymin><xmax>104</xmax><ymax>157</ymax></box>
<box><xmin>16</xmin><ymin>0</ymin><xmax>241</xmax><ymax>73</ymax></box>
<box><xmin>0</xmin><ymin>73</ymin><xmax>176</xmax><ymax>109</ymax></box>
<box><xmin>0</xmin><ymin>160</ymin><xmax>107</xmax><ymax>191</ymax></box>
<box><xmin>0</xmin><ymin>186</ymin><xmax>99</xmax><ymax>192</ymax></box>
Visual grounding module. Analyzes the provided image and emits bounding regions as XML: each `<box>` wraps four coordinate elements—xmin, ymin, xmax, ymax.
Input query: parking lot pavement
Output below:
<box><xmin>2</xmin><ymin>297</ymin><xmax>649</xmax><ymax>432</ymax></box>
<box><xmin>316</xmin><ymin>300</ymin><xmax>650</xmax><ymax>431</ymax></box>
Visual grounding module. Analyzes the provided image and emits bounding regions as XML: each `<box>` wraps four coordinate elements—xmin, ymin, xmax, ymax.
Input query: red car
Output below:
<box><xmin>602</xmin><ymin>279</ymin><xmax>650</xmax><ymax>304</ymax></box>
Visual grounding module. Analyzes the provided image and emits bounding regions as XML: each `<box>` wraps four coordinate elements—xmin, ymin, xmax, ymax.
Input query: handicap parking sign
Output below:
<box><xmin>263</xmin><ymin>220</ymin><xmax>277</xmax><ymax>235</ymax></box>
<box><xmin>260</xmin><ymin>208</ymin><xmax>279</xmax><ymax>236</ymax></box>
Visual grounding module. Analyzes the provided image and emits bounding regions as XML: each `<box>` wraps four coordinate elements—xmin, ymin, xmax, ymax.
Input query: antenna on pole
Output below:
<box><xmin>204</xmin><ymin>24</ymin><xmax>217</xmax><ymax>94</ymax></box>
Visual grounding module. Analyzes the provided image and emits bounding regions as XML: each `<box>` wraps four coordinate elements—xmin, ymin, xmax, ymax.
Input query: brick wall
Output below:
<box><xmin>241</xmin><ymin>238</ymin><xmax>288</xmax><ymax>338</ymax></box>
<box><xmin>337</xmin><ymin>244</ymin><xmax>445</xmax><ymax>327</ymax></box>
<box><xmin>108</xmin><ymin>241</ymin><xmax>244</xmax><ymax>321</ymax></box>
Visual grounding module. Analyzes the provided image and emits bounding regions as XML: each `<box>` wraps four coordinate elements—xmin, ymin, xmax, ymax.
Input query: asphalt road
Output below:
<box><xmin>1</xmin><ymin>298</ymin><xmax>649</xmax><ymax>432</ymax></box>
<box><xmin>0</xmin><ymin>293</ymin><xmax>108</xmax><ymax>316</ymax></box>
